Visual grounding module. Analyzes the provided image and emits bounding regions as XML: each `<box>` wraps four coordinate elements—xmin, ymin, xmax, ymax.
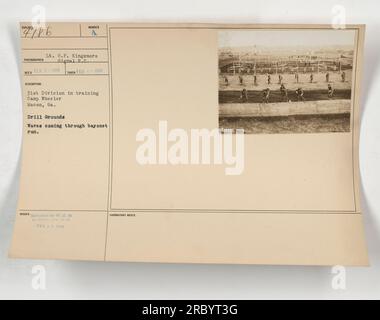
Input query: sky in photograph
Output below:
<box><xmin>218</xmin><ymin>29</ymin><xmax>355</xmax><ymax>49</ymax></box>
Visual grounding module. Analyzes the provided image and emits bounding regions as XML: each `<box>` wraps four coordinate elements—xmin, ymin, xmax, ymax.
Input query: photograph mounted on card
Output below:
<box><xmin>10</xmin><ymin>23</ymin><xmax>367</xmax><ymax>266</ymax></box>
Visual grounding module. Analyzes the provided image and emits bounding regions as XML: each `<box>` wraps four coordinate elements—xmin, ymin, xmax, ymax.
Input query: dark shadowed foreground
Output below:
<box><xmin>219</xmin><ymin>113</ymin><xmax>350</xmax><ymax>134</ymax></box>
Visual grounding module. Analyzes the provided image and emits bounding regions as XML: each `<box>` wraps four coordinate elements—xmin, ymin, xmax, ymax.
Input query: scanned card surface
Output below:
<box><xmin>10</xmin><ymin>23</ymin><xmax>368</xmax><ymax>265</ymax></box>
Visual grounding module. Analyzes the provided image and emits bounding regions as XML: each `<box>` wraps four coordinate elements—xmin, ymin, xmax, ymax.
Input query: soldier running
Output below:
<box><xmin>327</xmin><ymin>83</ymin><xmax>334</xmax><ymax>99</ymax></box>
<box><xmin>341</xmin><ymin>71</ymin><xmax>346</xmax><ymax>82</ymax></box>
<box><xmin>280</xmin><ymin>84</ymin><xmax>288</xmax><ymax>102</ymax></box>
<box><xmin>295</xmin><ymin>87</ymin><xmax>305</xmax><ymax>101</ymax></box>
<box><xmin>240</xmin><ymin>88</ymin><xmax>248</xmax><ymax>103</ymax></box>
<box><xmin>262</xmin><ymin>88</ymin><xmax>270</xmax><ymax>103</ymax></box>
<box><xmin>224</xmin><ymin>75</ymin><xmax>229</xmax><ymax>86</ymax></box>
<box><xmin>295</xmin><ymin>72</ymin><xmax>299</xmax><ymax>83</ymax></box>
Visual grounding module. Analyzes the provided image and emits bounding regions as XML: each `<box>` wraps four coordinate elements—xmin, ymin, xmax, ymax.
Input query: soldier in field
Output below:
<box><xmin>326</xmin><ymin>72</ymin><xmax>330</xmax><ymax>82</ymax></box>
<box><xmin>240</xmin><ymin>88</ymin><xmax>248</xmax><ymax>103</ymax></box>
<box><xmin>295</xmin><ymin>87</ymin><xmax>305</xmax><ymax>101</ymax></box>
<box><xmin>341</xmin><ymin>71</ymin><xmax>346</xmax><ymax>82</ymax></box>
<box><xmin>280</xmin><ymin>84</ymin><xmax>288</xmax><ymax>102</ymax></box>
<box><xmin>328</xmin><ymin>83</ymin><xmax>334</xmax><ymax>99</ymax></box>
<box><xmin>262</xmin><ymin>88</ymin><xmax>270</xmax><ymax>103</ymax></box>
<box><xmin>310</xmin><ymin>73</ymin><xmax>314</xmax><ymax>83</ymax></box>
<box><xmin>224</xmin><ymin>75</ymin><xmax>229</xmax><ymax>86</ymax></box>
<box><xmin>254</xmin><ymin>74</ymin><xmax>257</xmax><ymax>86</ymax></box>
<box><xmin>267</xmin><ymin>74</ymin><xmax>271</xmax><ymax>85</ymax></box>
<box><xmin>278</xmin><ymin>74</ymin><xmax>283</xmax><ymax>84</ymax></box>
<box><xmin>239</xmin><ymin>75</ymin><xmax>243</xmax><ymax>85</ymax></box>
<box><xmin>295</xmin><ymin>72</ymin><xmax>299</xmax><ymax>83</ymax></box>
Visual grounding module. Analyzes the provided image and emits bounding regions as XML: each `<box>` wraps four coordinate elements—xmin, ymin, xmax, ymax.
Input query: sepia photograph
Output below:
<box><xmin>218</xmin><ymin>29</ymin><xmax>356</xmax><ymax>134</ymax></box>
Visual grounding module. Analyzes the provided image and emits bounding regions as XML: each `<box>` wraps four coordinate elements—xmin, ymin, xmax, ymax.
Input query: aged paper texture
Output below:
<box><xmin>10</xmin><ymin>23</ymin><xmax>368</xmax><ymax>265</ymax></box>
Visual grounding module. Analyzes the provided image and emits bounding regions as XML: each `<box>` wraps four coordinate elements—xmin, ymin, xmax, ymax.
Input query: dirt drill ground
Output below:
<box><xmin>219</xmin><ymin>113</ymin><xmax>350</xmax><ymax>134</ymax></box>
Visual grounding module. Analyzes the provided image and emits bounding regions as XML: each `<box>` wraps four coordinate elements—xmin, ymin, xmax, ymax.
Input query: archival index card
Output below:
<box><xmin>10</xmin><ymin>23</ymin><xmax>368</xmax><ymax>265</ymax></box>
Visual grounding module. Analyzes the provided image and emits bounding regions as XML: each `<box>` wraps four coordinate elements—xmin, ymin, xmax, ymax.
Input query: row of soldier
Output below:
<box><xmin>239</xmin><ymin>83</ymin><xmax>335</xmax><ymax>103</ymax></box>
<box><xmin>223</xmin><ymin>71</ymin><xmax>346</xmax><ymax>86</ymax></box>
